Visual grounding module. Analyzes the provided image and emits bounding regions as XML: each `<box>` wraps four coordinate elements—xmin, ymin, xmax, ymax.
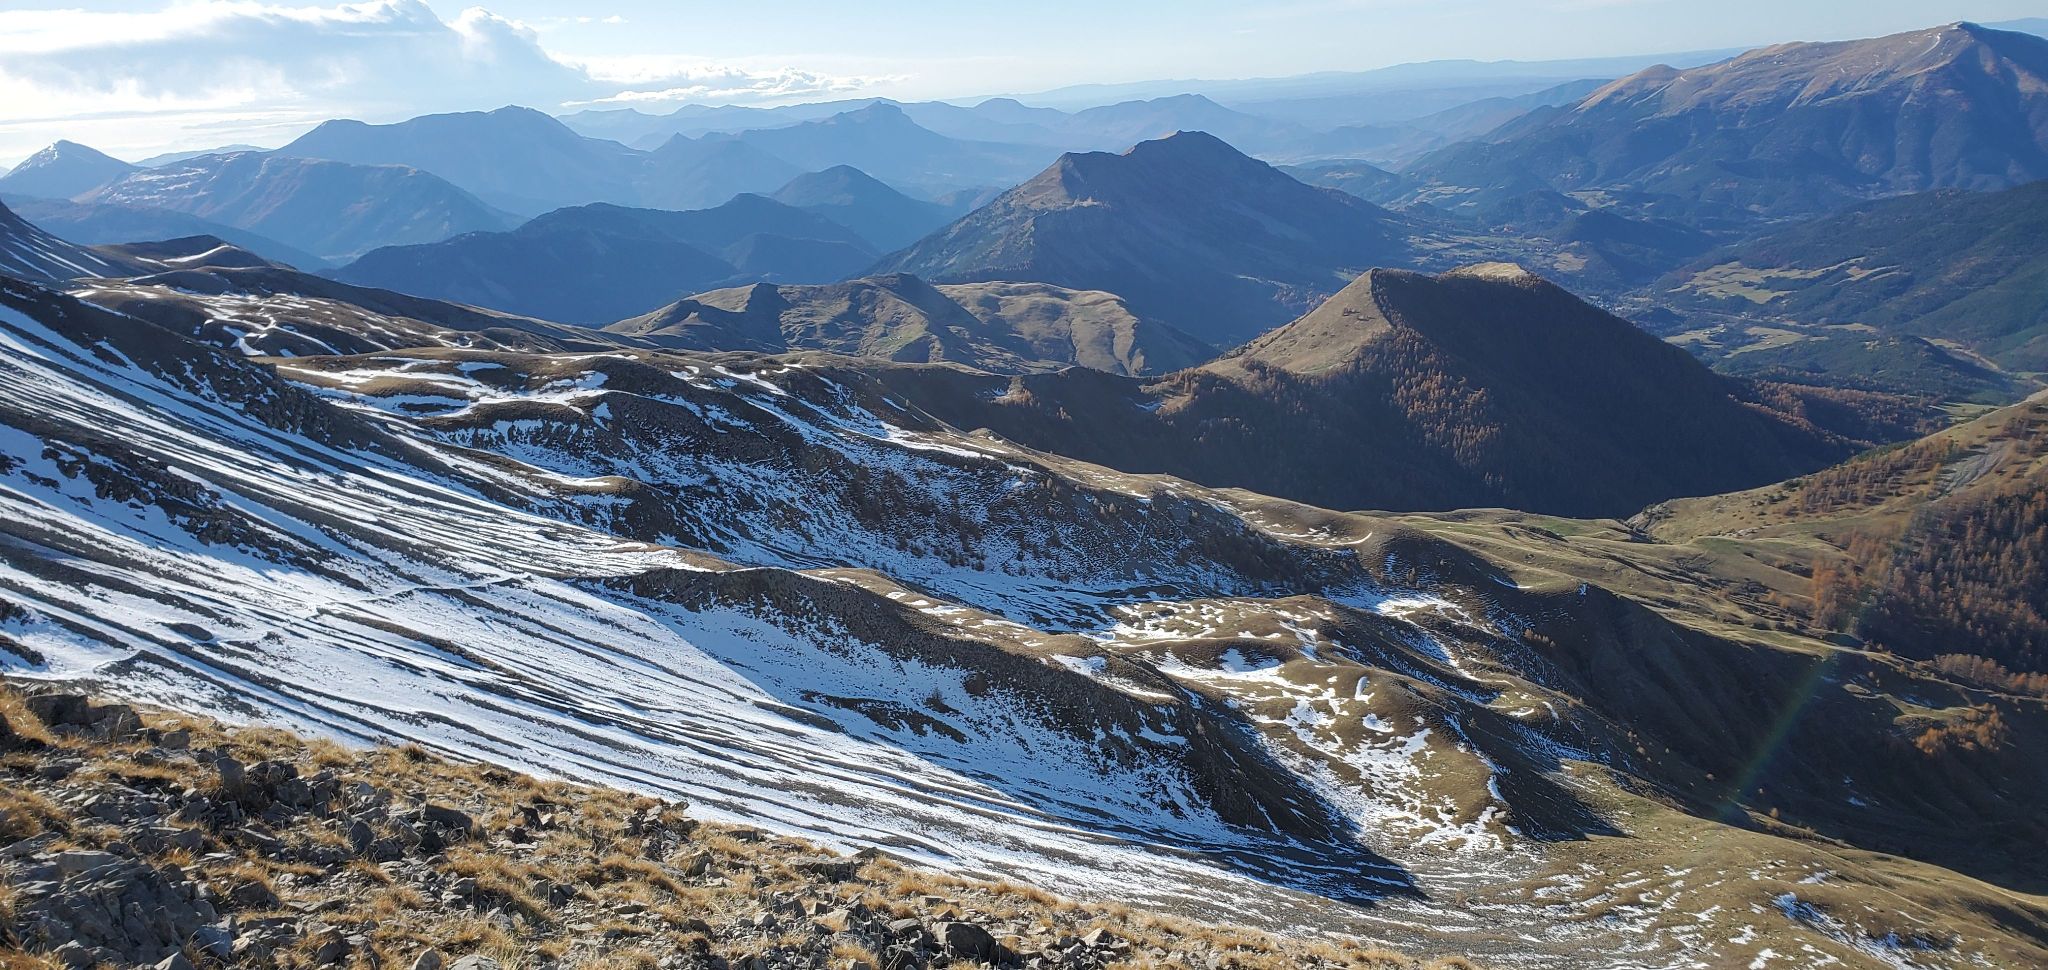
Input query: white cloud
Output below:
<box><xmin>0</xmin><ymin>1</ymin><xmax>877</xmax><ymax>162</ymax></box>
<box><xmin>565</xmin><ymin>57</ymin><xmax>904</xmax><ymax>107</ymax></box>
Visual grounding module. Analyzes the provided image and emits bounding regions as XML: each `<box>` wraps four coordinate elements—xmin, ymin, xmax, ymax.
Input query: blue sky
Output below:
<box><xmin>448</xmin><ymin>0</ymin><xmax>2043</xmax><ymax>91</ymax></box>
<box><xmin>0</xmin><ymin>1</ymin><xmax>2038</xmax><ymax>163</ymax></box>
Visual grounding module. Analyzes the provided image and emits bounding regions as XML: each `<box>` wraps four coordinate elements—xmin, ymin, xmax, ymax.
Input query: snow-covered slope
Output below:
<box><xmin>0</xmin><ymin>276</ymin><xmax>1403</xmax><ymax>903</ymax></box>
<box><xmin>0</xmin><ymin>199</ymin><xmax>139</xmax><ymax>282</ymax></box>
<box><xmin>2</xmin><ymin>269</ymin><xmax>2042</xmax><ymax>968</ymax></box>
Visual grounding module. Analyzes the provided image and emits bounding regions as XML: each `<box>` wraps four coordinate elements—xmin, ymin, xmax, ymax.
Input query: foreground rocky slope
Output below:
<box><xmin>0</xmin><ymin>685</ymin><xmax>1461</xmax><ymax>970</ymax></box>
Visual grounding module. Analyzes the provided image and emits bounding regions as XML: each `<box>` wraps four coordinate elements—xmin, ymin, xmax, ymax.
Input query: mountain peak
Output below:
<box><xmin>1126</xmin><ymin>129</ymin><xmax>1237</xmax><ymax>156</ymax></box>
<box><xmin>0</xmin><ymin>140</ymin><xmax>139</xmax><ymax>200</ymax></box>
<box><xmin>878</xmin><ymin>129</ymin><xmax>1408</xmax><ymax>345</ymax></box>
<box><xmin>773</xmin><ymin>164</ymin><xmax>902</xmax><ymax>203</ymax></box>
<box><xmin>1227</xmin><ymin>264</ymin><xmax>1611</xmax><ymax>376</ymax></box>
<box><xmin>839</xmin><ymin>102</ymin><xmax>912</xmax><ymax>124</ymax></box>
<box><xmin>42</xmin><ymin>139</ymin><xmax>117</xmax><ymax>159</ymax></box>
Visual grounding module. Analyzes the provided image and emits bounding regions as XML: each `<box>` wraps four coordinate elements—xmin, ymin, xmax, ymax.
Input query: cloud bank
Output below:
<box><xmin>0</xmin><ymin>1</ymin><xmax>884</xmax><ymax>161</ymax></box>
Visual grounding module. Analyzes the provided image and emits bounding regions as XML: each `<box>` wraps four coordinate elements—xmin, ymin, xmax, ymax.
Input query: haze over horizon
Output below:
<box><xmin>0</xmin><ymin>0</ymin><xmax>2040</xmax><ymax>164</ymax></box>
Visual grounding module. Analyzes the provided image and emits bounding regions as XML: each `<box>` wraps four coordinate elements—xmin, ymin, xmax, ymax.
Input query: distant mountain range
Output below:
<box><xmin>945</xmin><ymin>49</ymin><xmax>1751</xmax><ymax>137</ymax></box>
<box><xmin>278</xmin><ymin>106</ymin><xmax>645</xmax><ymax>215</ymax></box>
<box><xmin>3</xmin><ymin>19</ymin><xmax>2045</xmax><ymax>409</ymax></box>
<box><xmin>636</xmin><ymin>136</ymin><xmax>803</xmax><ymax>212</ymax></box>
<box><xmin>608</xmin><ymin>274</ymin><xmax>1213</xmax><ymax>376</ymax></box>
<box><xmin>562</xmin><ymin>89</ymin><xmax>1603</xmax><ymax>168</ymax></box>
<box><xmin>79</xmin><ymin>152</ymin><xmax>514</xmax><ymax>261</ymax></box>
<box><xmin>1404</xmin><ymin>23</ymin><xmax>2048</xmax><ymax>221</ymax></box>
<box><xmin>275</xmin><ymin>104</ymin><xmax>1046</xmax><ymax>216</ymax></box>
<box><xmin>876</xmin><ymin>131</ymin><xmax>1421</xmax><ymax>345</ymax></box>
<box><xmin>699</xmin><ymin>103</ymin><xmax>1056</xmax><ymax>198</ymax></box>
<box><xmin>334</xmin><ymin>195</ymin><xmax>877</xmax><ymax>324</ymax></box>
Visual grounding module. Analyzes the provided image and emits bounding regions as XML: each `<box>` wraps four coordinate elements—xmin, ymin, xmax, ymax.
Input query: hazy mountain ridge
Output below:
<box><xmin>1404</xmin><ymin>23</ymin><xmax>2048</xmax><ymax>220</ymax></box>
<box><xmin>80</xmin><ymin>151</ymin><xmax>516</xmax><ymax>261</ymax></box>
<box><xmin>771</xmin><ymin>165</ymin><xmax>961</xmax><ymax>251</ymax></box>
<box><xmin>335</xmin><ymin>195</ymin><xmax>880</xmax><ymax>324</ymax></box>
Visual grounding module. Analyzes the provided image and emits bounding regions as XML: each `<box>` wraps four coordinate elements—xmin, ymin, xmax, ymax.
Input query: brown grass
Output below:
<box><xmin>0</xmin><ymin>680</ymin><xmax>1473</xmax><ymax>970</ymax></box>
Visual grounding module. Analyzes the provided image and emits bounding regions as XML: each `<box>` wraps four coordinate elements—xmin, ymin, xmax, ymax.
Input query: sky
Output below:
<box><xmin>0</xmin><ymin>0</ymin><xmax>2040</xmax><ymax>165</ymax></box>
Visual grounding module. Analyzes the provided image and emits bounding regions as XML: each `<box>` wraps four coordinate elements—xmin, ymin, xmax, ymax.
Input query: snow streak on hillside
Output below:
<box><xmin>0</xmin><ymin>288</ymin><xmax>1412</xmax><ymax>914</ymax></box>
<box><xmin>6</xmin><ymin>277</ymin><xmax>2020</xmax><ymax>968</ymax></box>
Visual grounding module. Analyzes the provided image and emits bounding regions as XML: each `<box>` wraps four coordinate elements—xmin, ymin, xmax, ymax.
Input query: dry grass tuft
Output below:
<box><xmin>0</xmin><ymin>680</ymin><xmax>1477</xmax><ymax>970</ymax></box>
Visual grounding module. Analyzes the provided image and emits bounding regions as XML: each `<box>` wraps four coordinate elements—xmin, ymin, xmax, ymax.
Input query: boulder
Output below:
<box><xmin>933</xmin><ymin>921</ymin><xmax>999</xmax><ymax>961</ymax></box>
<box><xmin>24</xmin><ymin>694</ymin><xmax>141</xmax><ymax>738</ymax></box>
<box><xmin>421</xmin><ymin>802</ymin><xmax>474</xmax><ymax>834</ymax></box>
<box><xmin>214</xmin><ymin>756</ymin><xmax>247</xmax><ymax>792</ymax></box>
<box><xmin>9</xmin><ymin>851</ymin><xmax>223</xmax><ymax>966</ymax></box>
<box><xmin>226</xmin><ymin>878</ymin><xmax>282</xmax><ymax>909</ymax></box>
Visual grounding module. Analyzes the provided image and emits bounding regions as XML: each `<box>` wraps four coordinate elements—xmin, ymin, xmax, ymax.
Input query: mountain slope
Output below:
<box><xmin>608</xmin><ymin>274</ymin><xmax>1214</xmax><ymax>375</ymax></box>
<box><xmin>278</xmin><ymin>106</ymin><xmax>644</xmax><ymax>215</ymax></box>
<box><xmin>69</xmin><ymin>237</ymin><xmax>636</xmax><ymax>356</ymax></box>
<box><xmin>1639</xmin><ymin>392</ymin><xmax>2048</xmax><ymax>675</ymax></box>
<box><xmin>0</xmin><ymin>690</ymin><xmax>1450</xmax><ymax>970</ymax></box>
<box><xmin>637</xmin><ymin>136</ymin><xmax>803</xmax><ymax>211</ymax></box>
<box><xmin>332</xmin><ymin>221</ymin><xmax>735</xmax><ymax>326</ymax></box>
<box><xmin>525</xmin><ymin>196</ymin><xmax>872</xmax><ymax>261</ymax></box>
<box><xmin>0</xmin><ymin>141</ymin><xmax>136</xmax><ymax>200</ymax></box>
<box><xmin>3</xmin><ymin>269</ymin><xmax>2046</xmax><ymax>968</ymax></box>
<box><xmin>771</xmin><ymin>165</ymin><xmax>956</xmax><ymax>250</ymax></box>
<box><xmin>873</xmin><ymin>264</ymin><xmax>1890</xmax><ymax>517</ymax></box>
<box><xmin>4</xmin><ymin>196</ymin><xmax>329</xmax><ymax>270</ymax></box>
<box><xmin>335</xmin><ymin>197</ymin><xmax>875</xmax><ymax>324</ymax></box>
<box><xmin>0</xmin><ymin>199</ymin><xmax>143</xmax><ymax>282</ymax></box>
<box><xmin>875</xmin><ymin>131</ymin><xmax>1421</xmax><ymax>345</ymax></box>
<box><xmin>1646</xmin><ymin>179</ymin><xmax>2048</xmax><ymax>393</ymax></box>
<box><xmin>1406</xmin><ymin>23</ymin><xmax>2048</xmax><ymax>219</ymax></box>
<box><xmin>80</xmin><ymin>152</ymin><xmax>514</xmax><ymax>261</ymax></box>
